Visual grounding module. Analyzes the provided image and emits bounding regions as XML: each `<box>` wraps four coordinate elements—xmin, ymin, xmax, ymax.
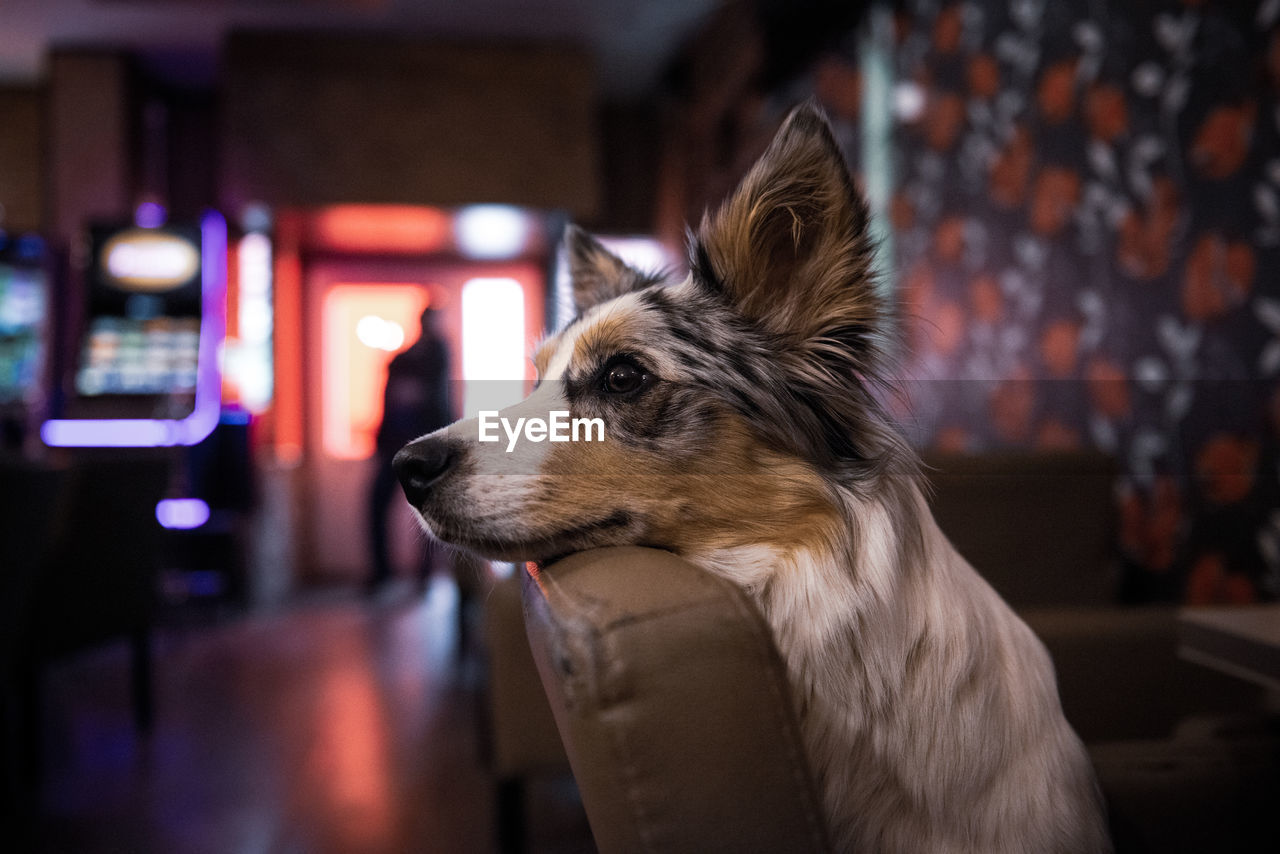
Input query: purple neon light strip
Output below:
<box><xmin>155</xmin><ymin>497</ymin><xmax>211</xmax><ymax>530</ymax></box>
<box><xmin>41</xmin><ymin>211</ymin><xmax>227</xmax><ymax>448</ymax></box>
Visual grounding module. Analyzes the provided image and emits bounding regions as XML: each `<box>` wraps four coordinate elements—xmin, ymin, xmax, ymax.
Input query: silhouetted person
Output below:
<box><xmin>367</xmin><ymin>307</ymin><xmax>452</xmax><ymax>593</ymax></box>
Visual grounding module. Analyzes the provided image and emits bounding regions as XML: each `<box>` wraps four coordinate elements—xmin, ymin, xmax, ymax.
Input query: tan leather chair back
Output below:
<box><xmin>523</xmin><ymin>547</ymin><xmax>833</xmax><ymax>854</ymax></box>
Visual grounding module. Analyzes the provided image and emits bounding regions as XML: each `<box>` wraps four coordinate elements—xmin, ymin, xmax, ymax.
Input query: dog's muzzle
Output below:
<box><xmin>393</xmin><ymin>437</ymin><xmax>456</xmax><ymax>507</ymax></box>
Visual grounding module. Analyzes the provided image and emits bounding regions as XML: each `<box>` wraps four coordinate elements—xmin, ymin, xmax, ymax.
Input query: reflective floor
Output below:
<box><xmin>30</xmin><ymin>578</ymin><xmax>592</xmax><ymax>854</ymax></box>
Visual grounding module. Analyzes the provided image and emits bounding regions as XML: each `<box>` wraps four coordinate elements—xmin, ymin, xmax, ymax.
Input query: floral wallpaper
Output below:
<box><xmin>806</xmin><ymin>0</ymin><xmax>1280</xmax><ymax>604</ymax></box>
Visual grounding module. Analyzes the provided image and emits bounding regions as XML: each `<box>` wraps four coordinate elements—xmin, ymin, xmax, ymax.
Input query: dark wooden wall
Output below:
<box><xmin>0</xmin><ymin>86</ymin><xmax>43</xmax><ymax>232</ymax></box>
<box><xmin>220</xmin><ymin>33</ymin><xmax>600</xmax><ymax>218</ymax></box>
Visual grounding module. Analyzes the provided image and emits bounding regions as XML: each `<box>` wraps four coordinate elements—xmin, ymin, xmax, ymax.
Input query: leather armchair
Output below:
<box><xmin>521</xmin><ymin>546</ymin><xmax>833</xmax><ymax>854</ymax></box>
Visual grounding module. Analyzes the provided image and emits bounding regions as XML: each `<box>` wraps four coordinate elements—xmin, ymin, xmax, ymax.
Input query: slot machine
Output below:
<box><xmin>0</xmin><ymin>231</ymin><xmax>51</xmax><ymax>450</ymax></box>
<box><xmin>41</xmin><ymin>212</ymin><xmax>226</xmax><ymax>448</ymax></box>
<box><xmin>40</xmin><ymin>212</ymin><xmax>247</xmax><ymax>604</ymax></box>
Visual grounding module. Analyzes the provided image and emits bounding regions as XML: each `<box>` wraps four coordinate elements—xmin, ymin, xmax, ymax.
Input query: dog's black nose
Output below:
<box><xmin>393</xmin><ymin>438</ymin><xmax>456</xmax><ymax>506</ymax></box>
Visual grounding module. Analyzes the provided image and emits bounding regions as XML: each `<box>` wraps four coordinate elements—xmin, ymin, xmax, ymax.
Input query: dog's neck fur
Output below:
<box><xmin>686</xmin><ymin>473</ymin><xmax>1110</xmax><ymax>854</ymax></box>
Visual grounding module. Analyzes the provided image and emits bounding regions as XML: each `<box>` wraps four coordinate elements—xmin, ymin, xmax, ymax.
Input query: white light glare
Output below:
<box><xmin>461</xmin><ymin>277</ymin><xmax>525</xmax><ymax>417</ymax></box>
<box><xmin>893</xmin><ymin>82</ymin><xmax>926</xmax><ymax>122</ymax></box>
<box><xmin>356</xmin><ymin>315</ymin><xmax>406</xmax><ymax>352</ymax></box>
<box><xmin>455</xmin><ymin>205</ymin><xmax>530</xmax><ymax>260</ymax></box>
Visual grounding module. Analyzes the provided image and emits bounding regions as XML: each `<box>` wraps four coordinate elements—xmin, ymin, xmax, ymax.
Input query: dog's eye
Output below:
<box><xmin>602</xmin><ymin>359</ymin><xmax>647</xmax><ymax>395</ymax></box>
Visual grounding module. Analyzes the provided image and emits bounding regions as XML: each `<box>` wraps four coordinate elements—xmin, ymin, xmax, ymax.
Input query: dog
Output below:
<box><xmin>394</xmin><ymin>103</ymin><xmax>1112</xmax><ymax>853</ymax></box>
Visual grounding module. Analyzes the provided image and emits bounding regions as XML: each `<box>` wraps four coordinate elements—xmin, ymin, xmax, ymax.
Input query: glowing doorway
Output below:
<box><xmin>321</xmin><ymin>284</ymin><xmax>430</xmax><ymax>459</ymax></box>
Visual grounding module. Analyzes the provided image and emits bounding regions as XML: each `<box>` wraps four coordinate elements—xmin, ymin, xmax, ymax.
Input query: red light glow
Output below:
<box><xmin>273</xmin><ymin>234</ymin><xmax>305</xmax><ymax>464</ymax></box>
<box><xmin>312</xmin><ymin>206</ymin><xmax>451</xmax><ymax>255</ymax></box>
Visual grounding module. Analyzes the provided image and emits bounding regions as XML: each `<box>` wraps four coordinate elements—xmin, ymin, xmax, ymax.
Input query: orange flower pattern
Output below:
<box><xmin>1030</xmin><ymin>168</ymin><xmax>1082</xmax><ymax>236</ymax></box>
<box><xmin>990</xmin><ymin>368</ymin><xmax>1035</xmax><ymax>443</ymax></box>
<box><xmin>1186</xmin><ymin>554</ymin><xmax>1258</xmax><ymax>605</ymax></box>
<box><xmin>1181</xmin><ymin>234</ymin><xmax>1256</xmax><ymax>322</ymax></box>
<box><xmin>1085</xmin><ymin>84</ymin><xmax>1128</xmax><ymax>143</ymax></box>
<box><xmin>1191</xmin><ymin>102</ymin><xmax>1257</xmax><ymax>180</ymax></box>
<box><xmin>968</xmin><ymin>54</ymin><xmax>1000</xmax><ymax>99</ymax></box>
<box><xmin>807</xmin><ymin>0</ymin><xmax>1280</xmax><ymax>603</ymax></box>
<box><xmin>1195</xmin><ymin>435</ymin><xmax>1260</xmax><ymax>505</ymax></box>
<box><xmin>969</xmin><ymin>274</ymin><xmax>1003</xmax><ymax>323</ymax></box>
<box><xmin>1116</xmin><ymin>177</ymin><xmax>1181</xmax><ymax>280</ymax></box>
<box><xmin>1120</xmin><ymin>477</ymin><xmax>1183</xmax><ymax>573</ymax></box>
<box><xmin>814</xmin><ymin>59</ymin><xmax>861</xmax><ymax>120</ymax></box>
<box><xmin>924</xmin><ymin>92</ymin><xmax>967</xmax><ymax>152</ymax></box>
<box><xmin>1037</xmin><ymin>59</ymin><xmax>1078</xmax><ymax>125</ymax></box>
<box><xmin>1086</xmin><ymin>359</ymin><xmax>1131</xmax><ymax>420</ymax></box>
<box><xmin>1040</xmin><ymin>320</ymin><xmax>1081</xmax><ymax>378</ymax></box>
<box><xmin>989</xmin><ymin>125</ymin><xmax>1033</xmax><ymax>207</ymax></box>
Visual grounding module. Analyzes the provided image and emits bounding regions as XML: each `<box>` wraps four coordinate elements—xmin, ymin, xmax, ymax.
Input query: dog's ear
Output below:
<box><xmin>693</xmin><ymin>103</ymin><xmax>911</xmax><ymax>474</ymax></box>
<box><xmin>566</xmin><ymin>225</ymin><xmax>653</xmax><ymax>314</ymax></box>
<box><xmin>693</xmin><ymin>102</ymin><xmax>880</xmax><ymax>351</ymax></box>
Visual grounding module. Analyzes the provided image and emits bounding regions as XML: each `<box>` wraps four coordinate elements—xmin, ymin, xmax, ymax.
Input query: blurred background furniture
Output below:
<box><xmin>1</xmin><ymin>456</ymin><xmax>68</xmax><ymax>821</ymax></box>
<box><xmin>924</xmin><ymin>450</ymin><xmax>1266</xmax><ymax>744</ymax></box>
<box><xmin>926</xmin><ymin>450</ymin><xmax>1279</xmax><ymax>852</ymax></box>
<box><xmin>482</xmin><ymin>566</ymin><xmax>574</xmax><ymax>853</ymax></box>
<box><xmin>1178</xmin><ymin>604</ymin><xmax>1280</xmax><ymax>690</ymax></box>
<box><xmin>1</xmin><ymin>453</ymin><xmax>170</xmax><ymax>822</ymax></box>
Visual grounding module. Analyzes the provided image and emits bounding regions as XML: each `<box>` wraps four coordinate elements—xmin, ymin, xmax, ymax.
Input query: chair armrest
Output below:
<box><xmin>1021</xmin><ymin>606</ymin><xmax>1267</xmax><ymax>743</ymax></box>
<box><xmin>522</xmin><ymin>546</ymin><xmax>832</xmax><ymax>854</ymax></box>
<box><xmin>483</xmin><ymin>571</ymin><xmax>571</xmax><ymax>777</ymax></box>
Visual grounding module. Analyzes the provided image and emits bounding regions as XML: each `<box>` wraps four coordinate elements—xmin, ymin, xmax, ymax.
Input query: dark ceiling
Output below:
<box><xmin>0</xmin><ymin>0</ymin><xmax>722</xmax><ymax>96</ymax></box>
